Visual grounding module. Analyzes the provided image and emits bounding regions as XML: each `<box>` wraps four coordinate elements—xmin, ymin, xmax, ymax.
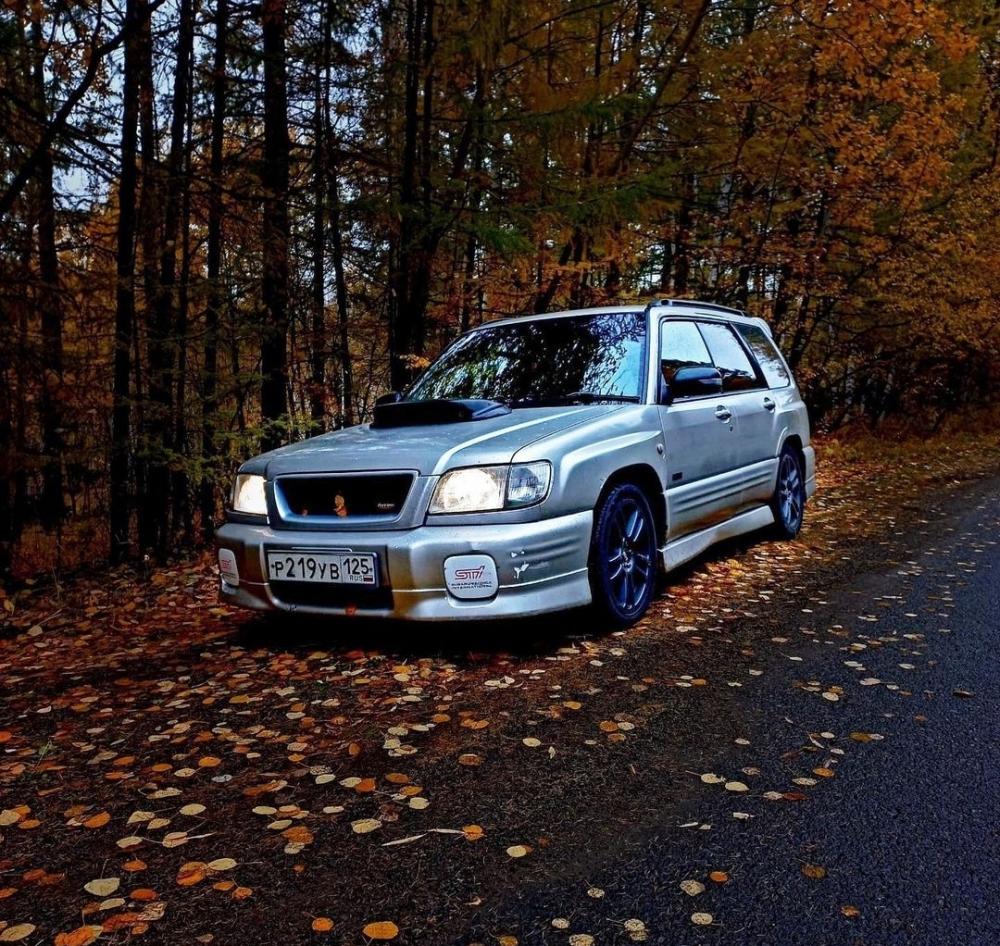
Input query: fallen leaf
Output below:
<box><xmin>176</xmin><ymin>862</ymin><xmax>207</xmax><ymax>886</ymax></box>
<box><xmin>680</xmin><ymin>880</ymin><xmax>705</xmax><ymax>896</ymax></box>
<box><xmin>690</xmin><ymin>912</ymin><xmax>713</xmax><ymax>926</ymax></box>
<box><xmin>83</xmin><ymin>812</ymin><xmax>110</xmax><ymax>829</ymax></box>
<box><xmin>351</xmin><ymin>819</ymin><xmax>380</xmax><ymax>835</ymax></box>
<box><xmin>312</xmin><ymin>917</ymin><xmax>334</xmax><ymax>933</ymax></box>
<box><xmin>362</xmin><ymin>920</ymin><xmax>399</xmax><ymax>940</ymax></box>
<box><xmin>462</xmin><ymin>824</ymin><xmax>484</xmax><ymax>841</ymax></box>
<box><xmin>801</xmin><ymin>863</ymin><xmax>827</xmax><ymax>879</ymax></box>
<box><xmin>54</xmin><ymin>927</ymin><xmax>102</xmax><ymax>946</ymax></box>
<box><xmin>207</xmin><ymin>858</ymin><xmax>237</xmax><ymax>872</ymax></box>
<box><xmin>0</xmin><ymin>925</ymin><xmax>36</xmax><ymax>943</ymax></box>
<box><xmin>709</xmin><ymin>870</ymin><xmax>729</xmax><ymax>884</ymax></box>
<box><xmin>84</xmin><ymin>878</ymin><xmax>120</xmax><ymax>897</ymax></box>
<box><xmin>840</xmin><ymin>904</ymin><xmax>861</xmax><ymax>918</ymax></box>
<box><xmin>506</xmin><ymin>844</ymin><xmax>532</xmax><ymax>858</ymax></box>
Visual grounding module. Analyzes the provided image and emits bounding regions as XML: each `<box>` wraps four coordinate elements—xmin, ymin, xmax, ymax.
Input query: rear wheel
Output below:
<box><xmin>771</xmin><ymin>445</ymin><xmax>805</xmax><ymax>538</ymax></box>
<box><xmin>589</xmin><ymin>483</ymin><xmax>658</xmax><ymax>626</ymax></box>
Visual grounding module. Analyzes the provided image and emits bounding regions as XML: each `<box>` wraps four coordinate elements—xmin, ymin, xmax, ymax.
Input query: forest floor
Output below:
<box><xmin>2</xmin><ymin>422</ymin><xmax>999</xmax><ymax>946</ymax></box>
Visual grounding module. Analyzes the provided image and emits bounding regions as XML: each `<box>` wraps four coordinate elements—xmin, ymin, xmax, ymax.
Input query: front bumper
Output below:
<box><xmin>215</xmin><ymin>511</ymin><xmax>593</xmax><ymax>621</ymax></box>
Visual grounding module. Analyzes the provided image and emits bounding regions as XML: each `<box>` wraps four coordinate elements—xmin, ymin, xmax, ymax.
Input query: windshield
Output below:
<box><xmin>406</xmin><ymin>312</ymin><xmax>647</xmax><ymax>406</ymax></box>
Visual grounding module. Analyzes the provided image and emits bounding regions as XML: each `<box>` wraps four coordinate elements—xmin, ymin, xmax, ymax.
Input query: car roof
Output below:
<box><xmin>473</xmin><ymin>301</ymin><xmax>775</xmax><ymax>337</ymax></box>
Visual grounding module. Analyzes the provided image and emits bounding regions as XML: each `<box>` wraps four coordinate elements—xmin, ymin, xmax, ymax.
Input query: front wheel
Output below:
<box><xmin>589</xmin><ymin>483</ymin><xmax>658</xmax><ymax>627</ymax></box>
<box><xmin>771</xmin><ymin>446</ymin><xmax>805</xmax><ymax>538</ymax></box>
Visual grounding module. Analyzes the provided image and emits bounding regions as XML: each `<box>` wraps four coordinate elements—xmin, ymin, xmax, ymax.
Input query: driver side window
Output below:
<box><xmin>660</xmin><ymin>319</ymin><xmax>713</xmax><ymax>388</ymax></box>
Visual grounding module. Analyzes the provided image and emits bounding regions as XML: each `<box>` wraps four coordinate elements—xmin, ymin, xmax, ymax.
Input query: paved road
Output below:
<box><xmin>471</xmin><ymin>477</ymin><xmax>1000</xmax><ymax>945</ymax></box>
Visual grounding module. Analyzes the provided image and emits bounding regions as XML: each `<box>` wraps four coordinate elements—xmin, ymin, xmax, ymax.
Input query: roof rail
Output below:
<box><xmin>643</xmin><ymin>298</ymin><xmax>745</xmax><ymax>317</ymax></box>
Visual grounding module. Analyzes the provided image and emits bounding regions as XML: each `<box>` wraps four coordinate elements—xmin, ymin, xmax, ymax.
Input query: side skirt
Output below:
<box><xmin>660</xmin><ymin>504</ymin><xmax>775</xmax><ymax>573</ymax></box>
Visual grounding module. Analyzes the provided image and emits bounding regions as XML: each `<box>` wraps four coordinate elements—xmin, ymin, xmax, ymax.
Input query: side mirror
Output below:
<box><xmin>375</xmin><ymin>391</ymin><xmax>404</xmax><ymax>407</ymax></box>
<box><xmin>666</xmin><ymin>365</ymin><xmax>723</xmax><ymax>400</ymax></box>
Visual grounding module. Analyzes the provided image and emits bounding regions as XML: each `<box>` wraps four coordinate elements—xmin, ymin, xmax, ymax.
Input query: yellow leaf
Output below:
<box><xmin>0</xmin><ymin>925</ymin><xmax>36</xmax><ymax>943</ymax></box>
<box><xmin>84</xmin><ymin>877</ymin><xmax>120</xmax><ymax>897</ymax></box>
<box><xmin>362</xmin><ymin>920</ymin><xmax>399</xmax><ymax>940</ymax></box>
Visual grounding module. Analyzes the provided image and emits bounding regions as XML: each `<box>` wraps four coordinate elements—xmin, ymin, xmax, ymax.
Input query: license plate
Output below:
<box><xmin>266</xmin><ymin>550</ymin><xmax>378</xmax><ymax>586</ymax></box>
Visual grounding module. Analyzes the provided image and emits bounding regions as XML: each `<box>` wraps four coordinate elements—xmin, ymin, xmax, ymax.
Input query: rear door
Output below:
<box><xmin>733</xmin><ymin>321</ymin><xmax>795</xmax><ymax>503</ymax></box>
<box><xmin>656</xmin><ymin>319</ymin><xmax>742</xmax><ymax>538</ymax></box>
<box><xmin>696</xmin><ymin>320</ymin><xmax>774</xmax><ymax>507</ymax></box>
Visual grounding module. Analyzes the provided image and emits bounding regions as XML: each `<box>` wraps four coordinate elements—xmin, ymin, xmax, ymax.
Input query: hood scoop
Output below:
<box><xmin>371</xmin><ymin>398</ymin><xmax>511</xmax><ymax>429</ymax></box>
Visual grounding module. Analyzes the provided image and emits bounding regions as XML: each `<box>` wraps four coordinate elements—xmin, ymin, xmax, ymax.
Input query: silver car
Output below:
<box><xmin>216</xmin><ymin>300</ymin><xmax>815</xmax><ymax>626</ymax></box>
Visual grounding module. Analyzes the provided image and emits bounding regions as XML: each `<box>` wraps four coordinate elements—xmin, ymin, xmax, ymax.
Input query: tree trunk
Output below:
<box><xmin>390</xmin><ymin>0</ymin><xmax>424</xmax><ymax>391</ymax></box>
<box><xmin>172</xmin><ymin>47</ymin><xmax>196</xmax><ymax>545</ymax></box>
<box><xmin>30</xmin><ymin>8</ymin><xmax>65</xmax><ymax>530</ymax></box>
<box><xmin>329</xmin><ymin>169</ymin><xmax>353</xmax><ymax>427</ymax></box>
<box><xmin>136</xmin><ymin>0</ymin><xmax>160</xmax><ymax>553</ymax></box>
<box><xmin>141</xmin><ymin>0</ymin><xmax>195</xmax><ymax>557</ymax></box>
<box><xmin>109</xmin><ymin>0</ymin><xmax>148</xmax><ymax>562</ymax></box>
<box><xmin>200</xmin><ymin>0</ymin><xmax>227</xmax><ymax>541</ymax></box>
<box><xmin>309</xmin><ymin>9</ymin><xmax>328</xmax><ymax>431</ymax></box>
<box><xmin>260</xmin><ymin>0</ymin><xmax>291</xmax><ymax>451</ymax></box>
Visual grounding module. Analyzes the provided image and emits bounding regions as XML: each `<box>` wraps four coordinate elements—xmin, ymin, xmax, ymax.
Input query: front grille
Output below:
<box><xmin>275</xmin><ymin>473</ymin><xmax>414</xmax><ymax>520</ymax></box>
<box><xmin>270</xmin><ymin>581</ymin><xmax>395</xmax><ymax>612</ymax></box>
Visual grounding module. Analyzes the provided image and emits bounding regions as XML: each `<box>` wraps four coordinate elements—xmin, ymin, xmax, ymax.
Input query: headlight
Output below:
<box><xmin>232</xmin><ymin>474</ymin><xmax>268</xmax><ymax>516</ymax></box>
<box><xmin>429</xmin><ymin>462</ymin><xmax>551</xmax><ymax>515</ymax></box>
<box><xmin>429</xmin><ymin>466</ymin><xmax>506</xmax><ymax>514</ymax></box>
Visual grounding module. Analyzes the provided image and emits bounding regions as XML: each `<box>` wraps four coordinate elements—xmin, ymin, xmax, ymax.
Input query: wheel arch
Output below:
<box><xmin>594</xmin><ymin>463</ymin><xmax>667</xmax><ymax>548</ymax></box>
<box><xmin>780</xmin><ymin>434</ymin><xmax>805</xmax><ymax>466</ymax></box>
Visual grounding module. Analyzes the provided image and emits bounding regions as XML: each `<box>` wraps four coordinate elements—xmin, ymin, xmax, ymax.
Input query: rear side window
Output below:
<box><xmin>735</xmin><ymin>324</ymin><xmax>791</xmax><ymax>389</ymax></box>
<box><xmin>696</xmin><ymin>322</ymin><xmax>763</xmax><ymax>393</ymax></box>
<box><xmin>660</xmin><ymin>320</ymin><xmax>713</xmax><ymax>385</ymax></box>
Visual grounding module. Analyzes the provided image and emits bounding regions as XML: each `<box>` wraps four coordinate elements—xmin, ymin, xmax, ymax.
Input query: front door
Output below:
<box><xmin>656</xmin><ymin>319</ymin><xmax>742</xmax><ymax>539</ymax></box>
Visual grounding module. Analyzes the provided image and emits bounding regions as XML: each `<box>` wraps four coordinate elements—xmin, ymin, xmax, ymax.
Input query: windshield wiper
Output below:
<box><xmin>509</xmin><ymin>392</ymin><xmax>639</xmax><ymax>407</ymax></box>
<box><xmin>563</xmin><ymin>391</ymin><xmax>640</xmax><ymax>404</ymax></box>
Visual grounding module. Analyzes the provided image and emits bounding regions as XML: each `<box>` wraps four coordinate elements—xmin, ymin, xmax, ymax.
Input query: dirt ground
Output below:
<box><xmin>2</xmin><ymin>425</ymin><xmax>999</xmax><ymax>945</ymax></box>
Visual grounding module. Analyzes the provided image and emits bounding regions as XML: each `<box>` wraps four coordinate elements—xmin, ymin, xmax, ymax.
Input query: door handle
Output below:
<box><xmin>714</xmin><ymin>406</ymin><xmax>732</xmax><ymax>422</ymax></box>
<box><xmin>763</xmin><ymin>397</ymin><xmax>776</xmax><ymax>412</ymax></box>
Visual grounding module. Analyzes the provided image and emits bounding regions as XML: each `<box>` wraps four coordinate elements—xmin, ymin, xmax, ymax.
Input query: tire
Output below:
<box><xmin>771</xmin><ymin>445</ymin><xmax>805</xmax><ymax>539</ymax></box>
<box><xmin>589</xmin><ymin>483</ymin><xmax>658</xmax><ymax>627</ymax></box>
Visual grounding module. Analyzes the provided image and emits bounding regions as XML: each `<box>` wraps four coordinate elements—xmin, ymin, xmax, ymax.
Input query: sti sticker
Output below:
<box><xmin>443</xmin><ymin>555</ymin><xmax>498</xmax><ymax>600</ymax></box>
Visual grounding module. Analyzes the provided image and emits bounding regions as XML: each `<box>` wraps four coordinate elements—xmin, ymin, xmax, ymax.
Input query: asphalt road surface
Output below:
<box><xmin>469</xmin><ymin>477</ymin><xmax>1000</xmax><ymax>946</ymax></box>
<box><xmin>1</xmin><ymin>462</ymin><xmax>998</xmax><ymax>946</ymax></box>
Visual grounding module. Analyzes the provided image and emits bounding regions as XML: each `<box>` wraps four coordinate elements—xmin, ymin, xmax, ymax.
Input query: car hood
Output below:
<box><xmin>246</xmin><ymin>405</ymin><xmax>624</xmax><ymax>478</ymax></box>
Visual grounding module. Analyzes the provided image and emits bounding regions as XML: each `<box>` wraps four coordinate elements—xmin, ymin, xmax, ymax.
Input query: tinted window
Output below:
<box><xmin>697</xmin><ymin>322</ymin><xmax>763</xmax><ymax>392</ymax></box>
<box><xmin>735</xmin><ymin>324</ymin><xmax>790</xmax><ymax>388</ymax></box>
<box><xmin>659</xmin><ymin>320</ymin><xmax>713</xmax><ymax>386</ymax></box>
<box><xmin>407</xmin><ymin>312</ymin><xmax>646</xmax><ymax>405</ymax></box>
